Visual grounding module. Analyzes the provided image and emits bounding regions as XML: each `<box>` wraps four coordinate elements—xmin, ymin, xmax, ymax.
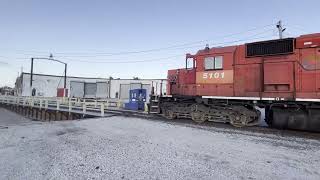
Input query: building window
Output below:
<box><xmin>204</xmin><ymin>56</ymin><xmax>223</xmax><ymax>70</ymax></box>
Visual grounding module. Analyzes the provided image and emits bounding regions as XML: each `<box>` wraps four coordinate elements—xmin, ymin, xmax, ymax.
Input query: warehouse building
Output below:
<box><xmin>15</xmin><ymin>73</ymin><xmax>166</xmax><ymax>101</ymax></box>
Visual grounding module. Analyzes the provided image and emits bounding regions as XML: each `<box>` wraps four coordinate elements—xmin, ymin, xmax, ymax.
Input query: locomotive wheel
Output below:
<box><xmin>163</xmin><ymin>109</ymin><xmax>176</xmax><ymax>120</ymax></box>
<box><xmin>229</xmin><ymin>106</ymin><xmax>260</xmax><ymax>127</ymax></box>
<box><xmin>167</xmin><ymin>110</ymin><xmax>176</xmax><ymax>119</ymax></box>
<box><xmin>191</xmin><ymin>111</ymin><xmax>206</xmax><ymax>123</ymax></box>
<box><xmin>229</xmin><ymin>114</ymin><xmax>259</xmax><ymax>127</ymax></box>
<box><xmin>190</xmin><ymin>104</ymin><xmax>207</xmax><ymax>123</ymax></box>
<box><xmin>229</xmin><ymin>115</ymin><xmax>246</xmax><ymax>128</ymax></box>
<box><xmin>230</xmin><ymin>115</ymin><xmax>244</xmax><ymax>127</ymax></box>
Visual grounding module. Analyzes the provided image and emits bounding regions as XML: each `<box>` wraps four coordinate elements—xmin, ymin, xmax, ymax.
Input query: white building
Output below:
<box><xmin>15</xmin><ymin>73</ymin><xmax>167</xmax><ymax>101</ymax></box>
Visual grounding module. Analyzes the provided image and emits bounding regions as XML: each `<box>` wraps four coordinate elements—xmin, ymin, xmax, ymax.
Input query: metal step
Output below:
<box><xmin>149</xmin><ymin>111</ymin><xmax>159</xmax><ymax>114</ymax></box>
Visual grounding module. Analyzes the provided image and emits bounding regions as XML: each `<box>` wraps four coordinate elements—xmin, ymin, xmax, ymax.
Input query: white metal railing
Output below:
<box><xmin>0</xmin><ymin>95</ymin><xmax>127</xmax><ymax>116</ymax></box>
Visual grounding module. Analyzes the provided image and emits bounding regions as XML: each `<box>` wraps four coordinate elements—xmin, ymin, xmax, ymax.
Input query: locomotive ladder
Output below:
<box><xmin>149</xmin><ymin>95</ymin><xmax>160</xmax><ymax>114</ymax></box>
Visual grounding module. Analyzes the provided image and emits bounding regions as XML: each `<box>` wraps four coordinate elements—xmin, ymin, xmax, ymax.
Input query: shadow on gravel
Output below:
<box><xmin>55</xmin><ymin>127</ymin><xmax>87</xmax><ymax>136</ymax></box>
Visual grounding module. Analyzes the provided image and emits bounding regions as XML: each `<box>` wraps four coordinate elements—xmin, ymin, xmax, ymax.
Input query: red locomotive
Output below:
<box><xmin>151</xmin><ymin>33</ymin><xmax>320</xmax><ymax>132</ymax></box>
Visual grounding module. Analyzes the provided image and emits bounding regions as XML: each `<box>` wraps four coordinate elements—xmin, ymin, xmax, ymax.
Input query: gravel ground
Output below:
<box><xmin>0</xmin><ymin>108</ymin><xmax>320</xmax><ymax>180</ymax></box>
<box><xmin>0</xmin><ymin>108</ymin><xmax>38</xmax><ymax>127</ymax></box>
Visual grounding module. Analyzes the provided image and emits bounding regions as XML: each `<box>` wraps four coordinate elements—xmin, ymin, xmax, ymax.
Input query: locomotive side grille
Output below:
<box><xmin>246</xmin><ymin>38</ymin><xmax>295</xmax><ymax>57</ymax></box>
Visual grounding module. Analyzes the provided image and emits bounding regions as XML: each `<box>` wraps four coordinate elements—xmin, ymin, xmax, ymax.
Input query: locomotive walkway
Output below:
<box><xmin>0</xmin><ymin>95</ymin><xmax>151</xmax><ymax>121</ymax></box>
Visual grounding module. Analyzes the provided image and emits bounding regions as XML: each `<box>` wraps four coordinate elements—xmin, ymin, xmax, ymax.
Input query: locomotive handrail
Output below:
<box><xmin>295</xmin><ymin>60</ymin><xmax>320</xmax><ymax>71</ymax></box>
<box><xmin>264</xmin><ymin>59</ymin><xmax>320</xmax><ymax>71</ymax></box>
<box><xmin>235</xmin><ymin>60</ymin><xmax>320</xmax><ymax>71</ymax></box>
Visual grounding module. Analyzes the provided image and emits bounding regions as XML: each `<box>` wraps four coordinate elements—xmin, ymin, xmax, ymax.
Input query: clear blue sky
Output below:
<box><xmin>0</xmin><ymin>0</ymin><xmax>319</xmax><ymax>87</ymax></box>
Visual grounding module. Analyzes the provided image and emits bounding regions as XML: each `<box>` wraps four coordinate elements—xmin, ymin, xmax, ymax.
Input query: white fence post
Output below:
<box><xmin>83</xmin><ymin>103</ymin><xmax>86</xmax><ymax>114</ymax></box>
<box><xmin>39</xmin><ymin>99</ymin><xmax>42</xmax><ymax>109</ymax></box>
<box><xmin>45</xmin><ymin>100</ymin><xmax>48</xmax><ymax>109</ymax></box>
<box><xmin>69</xmin><ymin>100</ymin><xmax>72</xmax><ymax>112</ymax></box>
<box><xmin>57</xmin><ymin>100</ymin><xmax>60</xmax><ymax>110</ymax></box>
<box><xmin>100</xmin><ymin>103</ymin><xmax>105</xmax><ymax>116</ymax></box>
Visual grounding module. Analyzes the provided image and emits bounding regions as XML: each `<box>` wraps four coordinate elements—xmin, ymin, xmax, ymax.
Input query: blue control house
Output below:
<box><xmin>124</xmin><ymin>89</ymin><xmax>147</xmax><ymax>111</ymax></box>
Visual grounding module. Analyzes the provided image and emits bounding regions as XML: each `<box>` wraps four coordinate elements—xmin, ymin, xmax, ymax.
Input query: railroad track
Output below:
<box><xmin>1</xmin><ymin>95</ymin><xmax>319</xmax><ymax>139</ymax></box>
<box><xmin>122</xmin><ymin>113</ymin><xmax>320</xmax><ymax>140</ymax></box>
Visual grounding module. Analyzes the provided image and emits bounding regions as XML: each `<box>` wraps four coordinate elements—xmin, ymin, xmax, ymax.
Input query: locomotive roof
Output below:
<box><xmin>193</xmin><ymin>33</ymin><xmax>320</xmax><ymax>56</ymax></box>
<box><xmin>297</xmin><ymin>33</ymin><xmax>320</xmax><ymax>38</ymax></box>
<box><xmin>195</xmin><ymin>45</ymin><xmax>237</xmax><ymax>55</ymax></box>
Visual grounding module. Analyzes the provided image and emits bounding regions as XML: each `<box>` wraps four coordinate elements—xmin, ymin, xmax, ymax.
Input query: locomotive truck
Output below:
<box><xmin>150</xmin><ymin>33</ymin><xmax>320</xmax><ymax>132</ymax></box>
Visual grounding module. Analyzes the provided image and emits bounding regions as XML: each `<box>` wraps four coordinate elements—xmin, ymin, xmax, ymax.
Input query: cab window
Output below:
<box><xmin>204</xmin><ymin>56</ymin><xmax>223</xmax><ymax>70</ymax></box>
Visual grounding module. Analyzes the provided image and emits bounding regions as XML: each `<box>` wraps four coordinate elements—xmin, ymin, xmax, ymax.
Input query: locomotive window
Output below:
<box><xmin>204</xmin><ymin>57</ymin><xmax>214</xmax><ymax>70</ymax></box>
<box><xmin>204</xmin><ymin>56</ymin><xmax>223</xmax><ymax>70</ymax></box>
<box><xmin>214</xmin><ymin>56</ymin><xmax>223</xmax><ymax>69</ymax></box>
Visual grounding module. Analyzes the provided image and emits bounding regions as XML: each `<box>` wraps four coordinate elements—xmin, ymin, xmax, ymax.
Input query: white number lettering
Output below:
<box><xmin>203</xmin><ymin>73</ymin><xmax>208</xmax><ymax>79</ymax></box>
<box><xmin>202</xmin><ymin>71</ymin><xmax>226</xmax><ymax>80</ymax></box>
<box><xmin>221</xmin><ymin>72</ymin><xmax>225</xmax><ymax>78</ymax></box>
<box><xmin>214</xmin><ymin>72</ymin><xmax>219</xmax><ymax>78</ymax></box>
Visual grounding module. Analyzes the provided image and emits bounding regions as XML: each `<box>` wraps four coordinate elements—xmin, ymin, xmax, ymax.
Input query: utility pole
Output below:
<box><xmin>276</xmin><ymin>20</ymin><xmax>286</xmax><ymax>39</ymax></box>
<box><xmin>64</xmin><ymin>63</ymin><xmax>67</xmax><ymax>89</ymax></box>
<box><xmin>30</xmin><ymin>58</ymin><xmax>34</xmax><ymax>87</ymax></box>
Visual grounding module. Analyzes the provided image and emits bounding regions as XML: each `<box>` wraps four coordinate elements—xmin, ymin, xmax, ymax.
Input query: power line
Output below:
<box><xmin>62</xmin><ymin>54</ymin><xmax>183</xmax><ymax>64</ymax></box>
<box><xmin>0</xmin><ymin>56</ymin><xmax>30</xmax><ymax>62</ymax></box>
<box><xmin>209</xmin><ymin>29</ymin><xmax>275</xmax><ymax>46</ymax></box>
<box><xmin>52</xmin><ymin>27</ymin><xmax>275</xmax><ymax>60</ymax></box>
<box><xmin>0</xmin><ymin>61</ymin><xmax>9</xmax><ymax>65</ymax></box>
<box><xmin>286</xmin><ymin>24</ymin><xmax>311</xmax><ymax>34</ymax></box>
<box><xmin>281</xmin><ymin>19</ymin><xmax>313</xmax><ymax>34</ymax></box>
<box><xmin>1</xmin><ymin>32</ymin><xmax>275</xmax><ymax>65</ymax></box>
<box><xmin>1</xmin><ymin>23</ymin><xmax>276</xmax><ymax>58</ymax></box>
<box><xmin>0</xmin><ymin>26</ymin><xmax>276</xmax><ymax>64</ymax></box>
<box><xmin>55</xmin><ymin>24</ymin><xmax>276</xmax><ymax>57</ymax></box>
<box><xmin>54</xmin><ymin>34</ymin><xmax>275</xmax><ymax>64</ymax></box>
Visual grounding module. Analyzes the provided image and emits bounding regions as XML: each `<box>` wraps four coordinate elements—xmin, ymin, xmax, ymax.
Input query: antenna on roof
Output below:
<box><xmin>205</xmin><ymin>44</ymin><xmax>210</xmax><ymax>50</ymax></box>
<box><xmin>276</xmin><ymin>20</ymin><xmax>286</xmax><ymax>39</ymax></box>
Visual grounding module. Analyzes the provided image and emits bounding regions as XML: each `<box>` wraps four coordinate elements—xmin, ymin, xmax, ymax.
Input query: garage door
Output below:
<box><xmin>120</xmin><ymin>84</ymin><xmax>130</xmax><ymax>99</ymax></box>
<box><xmin>84</xmin><ymin>83</ymin><xmax>97</xmax><ymax>98</ymax></box>
<box><xmin>96</xmin><ymin>82</ymin><xmax>109</xmax><ymax>98</ymax></box>
<box><xmin>70</xmin><ymin>81</ymin><xmax>84</xmax><ymax>98</ymax></box>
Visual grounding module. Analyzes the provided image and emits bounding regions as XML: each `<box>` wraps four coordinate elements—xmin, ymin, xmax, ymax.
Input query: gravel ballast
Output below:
<box><xmin>0</xmin><ymin>109</ymin><xmax>319</xmax><ymax>180</ymax></box>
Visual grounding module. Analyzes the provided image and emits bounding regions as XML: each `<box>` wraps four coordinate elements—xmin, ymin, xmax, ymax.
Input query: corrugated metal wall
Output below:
<box><xmin>70</xmin><ymin>81</ymin><xmax>84</xmax><ymax>98</ymax></box>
